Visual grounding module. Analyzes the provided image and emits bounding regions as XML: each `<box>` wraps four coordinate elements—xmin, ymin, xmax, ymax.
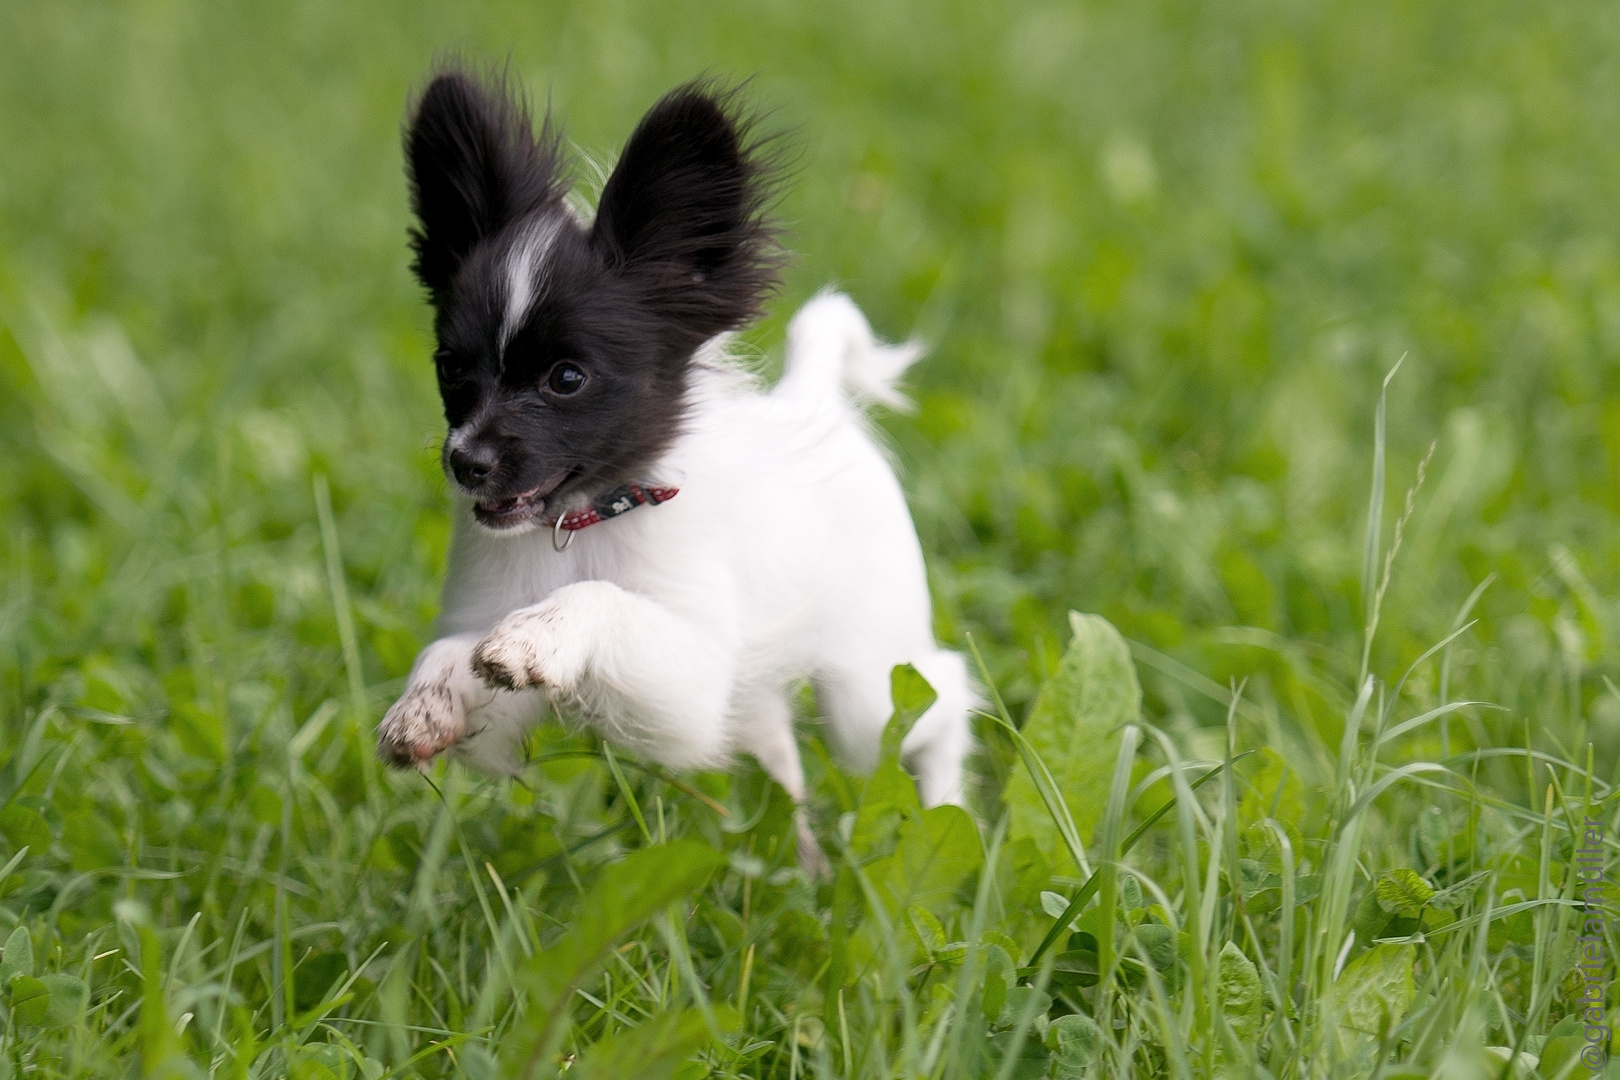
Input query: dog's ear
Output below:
<box><xmin>405</xmin><ymin>68</ymin><xmax>565</xmax><ymax>302</ymax></box>
<box><xmin>592</xmin><ymin>83</ymin><xmax>781</xmax><ymax>342</ymax></box>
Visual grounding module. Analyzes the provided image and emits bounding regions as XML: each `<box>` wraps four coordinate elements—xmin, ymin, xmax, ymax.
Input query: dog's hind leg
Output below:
<box><xmin>899</xmin><ymin>650</ymin><xmax>975</xmax><ymax>808</ymax></box>
<box><xmin>734</xmin><ymin>690</ymin><xmax>829</xmax><ymax>876</ymax></box>
<box><xmin>818</xmin><ymin>649</ymin><xmax>974</xmax><ymax>809</ymax></box>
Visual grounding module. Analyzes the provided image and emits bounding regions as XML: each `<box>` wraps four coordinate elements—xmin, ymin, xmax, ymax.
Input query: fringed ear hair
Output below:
<box><xmin>404</xmin><ymin>65</ymin><xmax>568</xmax><ymax>305</ymax></box>
<box><xmin>591</xmin><ymin>81</ymin><xmax>785</xmax><ymax>346</ymax></box>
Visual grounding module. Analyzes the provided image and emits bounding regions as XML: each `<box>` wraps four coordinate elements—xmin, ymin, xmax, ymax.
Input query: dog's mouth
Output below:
<box><xmin>473</xmin><ymin>467</ymin><xmax>574</xmax><ymax>529</ymax></box>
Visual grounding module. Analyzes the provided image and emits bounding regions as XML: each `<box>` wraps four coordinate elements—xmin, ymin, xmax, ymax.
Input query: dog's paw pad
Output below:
<box><xmin>376</xmin><ymin>683</ymin><xmax>464</xmax><ymax>769</ymax></box>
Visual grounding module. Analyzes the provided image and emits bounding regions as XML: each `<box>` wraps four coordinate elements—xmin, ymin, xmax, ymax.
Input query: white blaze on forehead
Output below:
<box><xmin>499</xmin><ymin>216</ymin><xmax>564</xmax><ymax>354</ymax></box>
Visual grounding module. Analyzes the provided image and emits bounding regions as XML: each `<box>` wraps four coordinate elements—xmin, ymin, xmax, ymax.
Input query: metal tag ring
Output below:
<box><xmin>552</xmin><ymin>514</ymin><xmax>574</xmax><ymax>552</ymax></box>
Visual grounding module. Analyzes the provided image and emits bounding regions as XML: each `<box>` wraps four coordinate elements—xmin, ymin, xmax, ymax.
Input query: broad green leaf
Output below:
<box><xmin>12</xmin><ymin>797</ymin><xmax>60</xmax><ymax>838</ymax></box>
<box><xmin>1050</xmin><ymin>949</ymin><xmax>1099</xmax><ymax>987</ymax></box>
<box><xmin>868</xmin><ymin>804</ymin><xmax>982</xmax><ymax>917</ymax></box>
<box><xmin>997</xmin><ymin>986</ymin><xmax>1052</xmax><ymax>1030</ymax></box>
<box><xmin>501</xmin><ymin>840</ymin><xmax>724</xmax><ymax>1077</ymax></box>
<box><xmin>1482</xmin><ymin>1047</ymin><xmax>1539</xmax><ymax>1076</ymax></box>
<box><xmin>981</xmin><ymin>929</ymin><xmax>1025</xmax><ymax>964</ymax></box>
<box><xmin>1323</xmin><ymin>943</ymin><xmax>1416</xmax><ymax>1052</ymax></box>
<box><xmin>0</xmin><ymin>926</ymin><xmax>33</xmax><ymax>982</ymax></box>
<box><xmin>9</xmin><ymin>975</ymin><xmax>49</xmax><ymax>1025</ymax></box>
<box><xmin>848</xmin><ymin>761</ymin><xmax>921</xmax><ymax>857</ymax></box>
<box><xmin>1374</xmin><ymin>868</ymin><xmax>1437</xmax><ymax>915</ymax></box>
<box><xmin>41</xmin><ymin>973</ymin><xmax>88</xmax><ymax>1028</ymax></box>
<box><xmin>1048</xmin><ymin>1013</ymin><xmax>1102</xmax><ymax>1078</ymax></box>
<box><xmin>907</xmin><ymin>905</ymin><xmax>947</xmax><ymax>954</ymax></box>
<box><xmin>1216</xmin><ymin>941</ymin><xmax>1264</xmax><ymax>1042</ymax></box>
<box><xmin>288</xmin><ymin>1044</ymin><xmax>349</xmax><ymax>1080</ymax></box>
<box><xmin>998</xmin><ymin>837</ymin><xmax>1053</xmax><ymax>920</ymax></box>
<box><xmin>569</xmin><ymin>1009</ymin><xmax>730</xmax><ymax>1080</ymax></box>
<box><xmin>1039</xmin><ymin>891</ymin><xmax>1071</xmax><ymax>920</ymax></box>
<box><xmin>849</xmin><ymin>803</ymin><xmax>984</xmax><ymax>981</ymax></box>
<box><xmin>882</xmin><ymin>663</ymin><xmax>938</xmax><ymax>760</ymax></box>
<box><xmin>981</xmin><ymin>944</ymin><xmax>1014</xmax><ymax>1024</ymax></box>
<box><xmin>1538</xmin><ymin>1035</ymin><xmax>1585</xmax><ymax>1078</ymax></box>
<box><xmin>1004</xmin><ymin>612</ymin><xmax>1141</xmax><ymax>872</ymax></box>
<box><xmin>987</xmin><ymin>1027</ymin><xmax>1051</xmax><ymax>1080</ymax></box>
<box><xmin>1132</xmin><ymin>923</ymin><xmax>1175</xmax><ymax>972</ymax></box>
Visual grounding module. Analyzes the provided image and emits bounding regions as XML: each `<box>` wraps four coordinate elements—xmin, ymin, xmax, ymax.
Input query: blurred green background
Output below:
<box><xmin>3</xmin><ymin>0</ymin><xmax>1619</xmax><ymax>1073</ymax></box>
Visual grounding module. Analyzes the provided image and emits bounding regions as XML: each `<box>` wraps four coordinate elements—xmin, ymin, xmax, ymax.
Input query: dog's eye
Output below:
<box><xmin>545</xmin><ymin>362</ymin><xmax>587</xmax><ymax>396</ymax></box>
<box><xmin>435</xmin><ymin>348</ymin><xmax>477</xmax><ymax>390</ymax></box>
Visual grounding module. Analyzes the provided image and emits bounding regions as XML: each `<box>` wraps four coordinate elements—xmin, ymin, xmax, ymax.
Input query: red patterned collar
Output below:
<box><xmin>548</xmin><ymin>483</ymin><xmax>678</xmax><ymax>550</ymax></box>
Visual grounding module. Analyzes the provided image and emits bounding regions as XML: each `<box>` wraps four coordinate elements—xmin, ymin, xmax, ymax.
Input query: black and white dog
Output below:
<box><xmin>376</xmin><ymin>67</ymin><xmax>973</xmax><ymax>861</ymax></box>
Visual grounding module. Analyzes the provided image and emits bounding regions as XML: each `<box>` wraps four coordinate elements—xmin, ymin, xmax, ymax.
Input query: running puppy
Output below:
<box><xmin>376</xmin><ymin>67</ymin><xmax>973</xmax><ymax>865</ymax></box>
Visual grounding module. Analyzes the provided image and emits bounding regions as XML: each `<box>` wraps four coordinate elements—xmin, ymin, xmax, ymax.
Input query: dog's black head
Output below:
<box><xmin>404</xmin><ymin>67</ymin><xmax>781</xmax><ymax>531</ymax></box>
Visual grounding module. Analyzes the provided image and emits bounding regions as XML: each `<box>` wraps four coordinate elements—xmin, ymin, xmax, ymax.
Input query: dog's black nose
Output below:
<box><xmin>449</xmin><ymin>445</ymin><xmax>498</xmax><ymax>488</ymax></box>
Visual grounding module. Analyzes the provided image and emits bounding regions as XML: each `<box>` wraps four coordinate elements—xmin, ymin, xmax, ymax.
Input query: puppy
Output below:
<box><xmin>376</xmin><ymin>67</ymin><xmax>974</xmax><ymax>864</ymax></box>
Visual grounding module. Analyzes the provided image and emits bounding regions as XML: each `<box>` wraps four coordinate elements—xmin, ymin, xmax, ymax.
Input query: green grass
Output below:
<box><xmin>1</xmin><ymin>0</ymin><xmax>1618</xmax><ymax>1076</ymax></box>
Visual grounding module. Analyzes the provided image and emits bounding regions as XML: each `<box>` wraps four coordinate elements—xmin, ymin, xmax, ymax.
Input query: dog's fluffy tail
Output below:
<box><xmin>775</xmin><ymin>290</ymin><xmax>922</xmax><ymax>412</ymax></box>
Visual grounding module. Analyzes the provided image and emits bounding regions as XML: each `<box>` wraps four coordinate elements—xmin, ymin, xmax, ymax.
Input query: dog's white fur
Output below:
<box><xmin>378</xmin><ymin>291</ymin><xmax>973</xmax><ymax>816</ymax></box>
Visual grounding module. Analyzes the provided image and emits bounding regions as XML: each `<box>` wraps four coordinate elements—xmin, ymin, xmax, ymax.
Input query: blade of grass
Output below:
<box><xmin>1360</xmin><ymin>354</ymin><xmax>1405</xmax><ymax>684</ymax></box>
<box><xmin>314</xmin><ymin>472</ymin><xmax>379</xmax><ymax>806</ymax></box>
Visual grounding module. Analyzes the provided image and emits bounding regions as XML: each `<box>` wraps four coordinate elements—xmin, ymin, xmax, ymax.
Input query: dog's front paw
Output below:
<box><xmin>471</xmin><ymin>604</ymin><xmax>587</xmax><ymax>694</ymax></box>
<box><xmin>376</xmin><ymin>679</ymin><xmax>466</xmax><ymax>769</ymax></box>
